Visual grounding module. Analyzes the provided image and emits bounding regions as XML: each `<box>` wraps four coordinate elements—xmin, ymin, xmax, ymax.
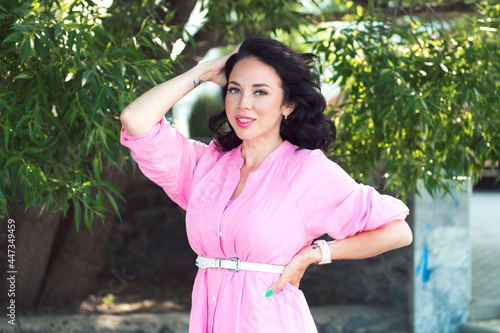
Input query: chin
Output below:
<box><xmin>232</xmin><ymin>129</ymin><xmax>255</xmax><ymax>141</ymax></box>
<box><xmin>235</xmin><ymin>134</ymin><xmax>254</xmax><ymax>142</ymax></box>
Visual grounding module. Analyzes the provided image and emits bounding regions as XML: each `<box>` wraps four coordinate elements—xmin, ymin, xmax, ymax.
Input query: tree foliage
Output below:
<box><xmin>312</xmin><ymin>0</ymin><xmax>499</xmax><ymax>199</ymax></box>
<box><xmin>0</xmin><ymin>0</ymin><xmax>498</xmax><ymax>228</ymax></box>
<box><xmin>0</xmin><ymin>0</ymin><xmax>175</xmax><ymax>229</ymax></box>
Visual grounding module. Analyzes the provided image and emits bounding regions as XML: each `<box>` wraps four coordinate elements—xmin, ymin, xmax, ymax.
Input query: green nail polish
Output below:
<box><xmin>265</xmin><ymin>290</ymin><xmax>274</xmax><ymax>297</ymax></box>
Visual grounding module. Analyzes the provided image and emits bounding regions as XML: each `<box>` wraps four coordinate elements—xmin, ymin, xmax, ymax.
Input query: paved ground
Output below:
<box><xmin>469</xmin><ymin>191</ymin><xmax>500</xmax><ymax>321</ymax></box>
<box><xmin>0</xmin><ymin>305</ymin><xmax>408</xmax><ymax>333</ymax></box>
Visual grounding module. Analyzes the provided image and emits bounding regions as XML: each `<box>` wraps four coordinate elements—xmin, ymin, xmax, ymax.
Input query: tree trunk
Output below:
<box><xmin>4</xmin><ymin>164</ymin><xmax>131</xmax><ymax>310</ymax></box>
<box><xmin>36</xmin><ymin>164</ymin><xmax>131</xmax><ymax>307</ymax></box>
<box><xmin>7</xmin><ymin>205</ymin><xmax>63</xmax><ymax>309</ymax></box>
<box><xmin>35</xmin><ymin>208</ymin><xmax>117</xmax><ymax>306</ymax></box>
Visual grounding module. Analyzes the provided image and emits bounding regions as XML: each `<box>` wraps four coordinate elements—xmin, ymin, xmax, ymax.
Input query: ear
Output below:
<box><xmin>281</xmin><ymin>101</ymin><xmax>296</xmax><ymax>118</ymax></box>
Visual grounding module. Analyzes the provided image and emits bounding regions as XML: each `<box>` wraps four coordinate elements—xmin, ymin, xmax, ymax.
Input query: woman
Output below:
<box><xmin>120</xmin><ymin>36</ymin><xmax>412</xmax><ymax>333</ymax></box>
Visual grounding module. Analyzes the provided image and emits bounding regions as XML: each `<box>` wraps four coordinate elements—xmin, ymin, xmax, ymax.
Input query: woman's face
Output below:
<box><xmin>225</xmin><ymin>57</ymin><xmax>293</xmax><ymax>146</ymax></box>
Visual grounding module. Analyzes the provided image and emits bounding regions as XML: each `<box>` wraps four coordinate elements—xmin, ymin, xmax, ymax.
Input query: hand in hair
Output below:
<box><xmin>120</xmin><ymin>43</ymin><xmax>239</xmax><ymax>137</ymax></box>
<box><xmin>204</xmin><ymin>43</ymin><xmax>241</xmax><ymax>87</ymax></box>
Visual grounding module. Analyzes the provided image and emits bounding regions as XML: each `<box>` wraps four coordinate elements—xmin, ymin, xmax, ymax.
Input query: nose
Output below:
<box><xmin>238</xmin><ymin>92</ymin><xmax>252</xmax><ymax>110</ymax></box>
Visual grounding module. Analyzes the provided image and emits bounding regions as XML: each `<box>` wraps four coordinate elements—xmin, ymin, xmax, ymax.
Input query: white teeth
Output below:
<box><xmin>238</xmin><ymin>118</ymin><xmax>254</xmax><ymax>122</ymax></box>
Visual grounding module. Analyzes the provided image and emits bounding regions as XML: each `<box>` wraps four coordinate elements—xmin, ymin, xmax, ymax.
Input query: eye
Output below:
<box><xmin>255</xmin><ymin>90</ymin><xmax>267</xmax><ymax>96</ymax></box>
<box><xmin>228</xmin><ymin>87</ymin><xmax>240</xmax><ymax>94</ymax></box>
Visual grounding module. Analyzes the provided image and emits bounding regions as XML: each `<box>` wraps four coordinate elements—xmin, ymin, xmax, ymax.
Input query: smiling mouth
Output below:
<box><xmin>237</xmin><ymin>118</ymin><xmax>255</xmax><ymax>123</ymax></box>
<box><xmin>235</xmin><ymin>116</ymin><xmax>256</xmax><ymax>128</ymax></box>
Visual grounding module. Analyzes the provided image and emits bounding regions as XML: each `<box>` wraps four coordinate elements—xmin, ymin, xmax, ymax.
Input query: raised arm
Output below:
<box><xmin>120</xmin><ymin>47</ymin><xmax>238</xmax><ymax>137</ymax></box>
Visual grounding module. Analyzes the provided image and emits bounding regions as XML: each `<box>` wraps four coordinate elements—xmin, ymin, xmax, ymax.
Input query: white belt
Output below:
<box><xmin>195</xmin><ymin>256</ymin><xmax>284</xmax><ymax>274</ymax></box>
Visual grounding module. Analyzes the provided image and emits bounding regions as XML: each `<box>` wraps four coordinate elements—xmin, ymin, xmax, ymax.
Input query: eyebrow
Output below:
<box><xmin>228</xmin><ymin>81</ymin><xmax>273</xmax><ymax>89</ymax></box>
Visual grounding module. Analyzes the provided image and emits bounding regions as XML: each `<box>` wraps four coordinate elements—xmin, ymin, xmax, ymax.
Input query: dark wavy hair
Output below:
<box><xmin>208</xmin><ymin>36</ymin><xmax>336</xmax><ymax>152</ymax></box>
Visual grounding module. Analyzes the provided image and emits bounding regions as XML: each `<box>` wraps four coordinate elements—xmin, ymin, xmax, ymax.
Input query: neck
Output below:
<box><xmin>241</xmin><ymin>137</ymin><xmax>284</xmax><ymax>171</ymax></box>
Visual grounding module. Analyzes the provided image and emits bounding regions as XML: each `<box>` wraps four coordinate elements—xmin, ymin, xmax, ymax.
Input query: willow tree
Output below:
<box><xmin>313</xmin><ymin>0</ymin><xmax>499</xmax><ymax>199</ymax></box>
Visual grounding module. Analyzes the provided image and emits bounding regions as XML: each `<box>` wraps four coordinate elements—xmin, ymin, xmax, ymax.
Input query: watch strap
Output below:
<box><xmin>314</xmin><ymin>239</ymin><xmax>332</xmax><ymax>265</ymax></box>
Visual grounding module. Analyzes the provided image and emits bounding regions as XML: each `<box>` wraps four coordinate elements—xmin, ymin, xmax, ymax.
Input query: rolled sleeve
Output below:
<box><xmin>120</xmin><ymin>118</ymin><xmax>208</xmax><ymax>210</ymax></box>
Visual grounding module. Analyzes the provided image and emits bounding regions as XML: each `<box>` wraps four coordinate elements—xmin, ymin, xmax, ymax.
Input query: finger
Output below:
<box><xmin>265</xmin><ymin>278</ymin><xmax>287</xmax><ymax>297</ymax></box>
<box><xmin>230</xmin><ymin>43</ymin><xmax>241</xmax><ymax>55</ymax></box>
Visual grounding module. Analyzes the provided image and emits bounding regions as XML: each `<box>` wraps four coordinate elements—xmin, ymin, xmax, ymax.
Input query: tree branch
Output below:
<box><xmin>174</xmin><ymin>26</ymin><xmax>227</xmax><ymax>73</ymax></box>
<box><xmin>318</xmin><ymin>0</ymin><xmax>476</xmax><ymax>22</ymax></box>
<box><xmin>173</xmin><ymin>0</ymin><xmax>477</xmax><ymax>74</ymax></box>
<box><xmin>163</xmin><ymin>0</ymin><xmax>198</xmax><ymax>28</ymax></box>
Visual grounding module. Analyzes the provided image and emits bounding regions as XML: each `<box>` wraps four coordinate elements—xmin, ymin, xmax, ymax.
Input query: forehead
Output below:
<box><xmin>229</xmin><ymin>57</ymin><xmax>282</xmax><ymax>86</ymax></box>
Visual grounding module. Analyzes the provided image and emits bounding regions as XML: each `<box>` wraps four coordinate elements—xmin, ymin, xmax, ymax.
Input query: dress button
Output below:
<box><xmin>219</xmin><ymin>232</ymin><xmax>223</xmax><ymax>237</ymax></box>
<box><xmin>212</xmin><ymin>296</ymin><xmax>216</xmax><ymax>301</ymax></box>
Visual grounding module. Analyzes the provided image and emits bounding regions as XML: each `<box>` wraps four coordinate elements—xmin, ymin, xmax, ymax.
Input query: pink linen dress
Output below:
<box><xmin>120</xmin><ymin>118</ymin><xmax>409</xmax><ymax>333</ymax></box>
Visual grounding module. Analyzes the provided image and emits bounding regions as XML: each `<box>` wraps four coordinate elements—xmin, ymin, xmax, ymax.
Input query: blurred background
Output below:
<box><xmin>0</xmin><ymin>0</ymin><xmax>499</xmax><ymax>332</ymax></box>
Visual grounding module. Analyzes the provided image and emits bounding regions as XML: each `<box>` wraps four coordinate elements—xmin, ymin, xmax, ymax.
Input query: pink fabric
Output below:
<box><xmin>120</xmin><ymin>118</ymin><xmax>409</xmax><ymax>333</ymax></box>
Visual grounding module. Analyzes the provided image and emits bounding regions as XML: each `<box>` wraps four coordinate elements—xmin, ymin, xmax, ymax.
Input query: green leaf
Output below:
<box><xmin>101</xmin><ymin>180</ymin><xmax>125</xmax><ymax>202</ymax></box>
<box><xmin>86</xmin><ymin>130</ymin><xmax>95</xmax><ymax>155</ymax></box>
<box><xmin>106</xmin><ymin>192</ymin><xmax>121</xmax><ymax>221</ymax></box>
<box><xmin>3</xmin><ymin>125</ymin><xmax>9</xmax><ymax>149</ymax></box>
<box><xmin>74</xmin><ymin>199</ymin><xmax>81</xmax><ymax>231</ymax></box>
<box><xmin>0</xmin><ymin>188</ymin><xmax>8</xmax><ymax>217</ymax></box>
<box><xmin>75</xmin><ymin>33</ymin><xmax>82</xmax><ymax>60</ymax></box>
<box><xmin>23</xmin><ymin>182</ymin><xmax>31</xmax><ymax>206</ymax></box>
<box><xmin>83</xmin><ymin>206</ymin><xmax>90</xmax><ymax>230</ymax></box>
<box><xmin>97</xmin><ymin>126</ymin><xmax>108</xmax><ymax>149</ymax></box>
<box><xmin>23</xmin><ymin>147</ymin><xmax>43</xmax><ymax>156</ymax></box>
<box><xmin>11</xmin><ymin>23</ymin><xmax>31</xmax><ymax>31</ymax></box>
<box><xmin>3</xmin><ymin>31</ymin><xmax>22</xmax><ymax>44</ymax></box>
<box><xmin>89</xmin><ymin>210</ymin><xmax>95</xmax><ymax>231</ymax></box>
<box><xmin>14</xmin><ymin>115</ymin><xmax>31</xmax><ymax>135</ymax></box>
<box><xmin>184</xmin><ymin>30</ymin><xmax>196</xmax><ymax>50</ymax></box>
<box><xmin>19</xmin><ymin>36</ymin><xmax>32</xmax><ymax>63</ymax></box>
<box><xmin>81</xmin><ymin>70</ymin><xmax>92</xmax><ymax>87</ymax></box>
<box><xmin>96</xmin><ymin>193</ymin><xmax>105</xmax><ymax>211</ymax></box>
<box><xmin>5</xmin><ymin>156</ymin><xmax>22</xmax><ymax>168</ymax></box>
<box><xmin>93</xmin><ymin>154</ymin><xmax>101</xmax><ymax>181</ymax></box>
<box><xmin>54</xmin><ymin>22</ymin><xmax>62</xmax><ymax>38</ymax></box>
<box><xmin>40</xmin><ymin>106</ymin><xmax>61</xmax><ymax>128</ymax></box>
<box><xmin>13</xmin><ymin>72</ymin><xmax>32</xmax><ymax>80</ymax></box>
<box><xmin>79</xmin><ymin>107</ymin><xmax>91</xmax><ymax>129</ymax></box>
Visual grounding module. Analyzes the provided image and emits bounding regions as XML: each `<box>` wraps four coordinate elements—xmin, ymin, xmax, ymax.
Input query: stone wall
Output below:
<box><xmin>301</xmin><ymin>239</ymin><xmax>412</xmax><ymax>309</ymax></box>
<box><xmin>99</xmin><ymin>170</ymin><xmax>196</xmax><ymax>285</ymax></box>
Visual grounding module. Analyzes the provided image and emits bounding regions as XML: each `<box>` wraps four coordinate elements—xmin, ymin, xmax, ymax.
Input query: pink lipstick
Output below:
<box><xmin>235</xmin><ymin>116</ymin><xmax>256</xmax><ymax>128</ymax></box>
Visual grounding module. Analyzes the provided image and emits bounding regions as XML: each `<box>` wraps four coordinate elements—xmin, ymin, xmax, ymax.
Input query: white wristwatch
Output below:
<box><xmin>314</xmin><ymin>239</ymin><xmax>332</xmax><ymax>265</ymax></box>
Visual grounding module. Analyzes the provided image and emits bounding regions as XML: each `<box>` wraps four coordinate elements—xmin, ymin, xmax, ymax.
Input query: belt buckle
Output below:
<box><xmin>228</xmin><ymin>257</ymin><xmax>240</xmax><ymax>272</ymax></box>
